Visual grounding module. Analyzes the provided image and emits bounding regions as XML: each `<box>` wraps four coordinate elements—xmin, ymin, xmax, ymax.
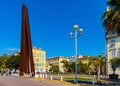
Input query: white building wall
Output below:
<box><xmin>106</xmin><ymin>36</ymin><xmax>120</xmax><ymax>75</ymax></box>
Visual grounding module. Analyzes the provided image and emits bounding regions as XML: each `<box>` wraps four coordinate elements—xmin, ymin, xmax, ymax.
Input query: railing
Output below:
<box><xmin>106</xmin><ymin>33</ymin><xmax>118</xmax><ymax>38</ymax></box>
<box><xmin>34</xmin><ymin>73</ymin><xmax>108</xmax><ymax>81</ymax></box>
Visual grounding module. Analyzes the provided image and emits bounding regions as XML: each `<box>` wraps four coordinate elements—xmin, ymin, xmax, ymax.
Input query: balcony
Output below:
<box><xmin>106</xmin><ymin>31</ymin><xmax>118</xmax><ymax>38</ymax></box>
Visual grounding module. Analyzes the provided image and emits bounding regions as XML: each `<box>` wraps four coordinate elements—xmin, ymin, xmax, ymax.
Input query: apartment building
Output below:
<box><xmin>32</xmin><ymin>47</ymin><xmax>46</xmax><ymax>73</ymax></box>
<box><xmin>106</xmin><ymin>31</ymin><xmax>120</xmax><ymax>75</ymax></box>
<box><xmin>78</xmin><ymin>56</ymin><xmax>91</xmax><ymax>64</ymax></box>
<box><xmin>46</xmin><ymin>56</ymin><xmax>68</xmax><ymax>73</ymax></box>
<box><xmin>68</xmin><ymin>55</ymin><xmax>82</xmax><ymax>63</ymax></box>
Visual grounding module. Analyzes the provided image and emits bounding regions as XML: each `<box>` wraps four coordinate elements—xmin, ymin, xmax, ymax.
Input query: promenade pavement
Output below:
<box><xmin>0</xmin><ymin>76</ymin><xmax>70</xmax><ymax>86</ymax></box>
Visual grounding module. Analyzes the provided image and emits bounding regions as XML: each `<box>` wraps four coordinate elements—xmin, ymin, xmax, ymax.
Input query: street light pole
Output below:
<box><xmin>70</xmin><ymin>25</ymin><xmax>83</xmax><ymax>84</ymax></box>
<box><xmin>75</xmin><ymin>29</ymin><xmax>78</xmax><ymax>83</ymax></box>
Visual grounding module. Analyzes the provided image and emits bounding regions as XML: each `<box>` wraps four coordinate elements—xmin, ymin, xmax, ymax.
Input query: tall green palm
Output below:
<box><xmin>100</xmin><ymin>56</ymin><xmax>106</xmax><ymax>75</ymax></box>
<box><xmin>0</xmin><ymin>54</ymin><xmax>8</xmax><ymax>73</ymax></box>
<box><xmin>102</xmin><ymin>0</ymin><xmax>120</xmax><ymax>35</ymax></box>
<box><xmin>61</xmin><ymin>60</ymin><xmax>69</xmax><ymax>73</ymax></box>
<box><xmin>90</xmin><ymin>56</ymin><xmax>105</xmax><ymax>80</ymax></box>
<box><xmin>68</xmin><ymin>62</ymin><xmax>75</xmax><ymax>73</ymax></box>
<box><xmin>109</xmin><ymin>57</ymin><xmax>120</xmax><ymax>74</ymax></box>
<box><xmin>90</xmin><ymin>57</ymin><xmax>100</xmax><ymax>80</ymax></box>
<box><xmin>78</xmin><ymin>60</ymin><xmax>84</xmax><ymax>74</ymax></box>
<box><xmin>83</xmin><ymin>63</ymin><xmax>90</xmax><ymax>74</ymax></box>
<box><xmin>6</xmin><ymin>55</ymin><xmax>20</xmax><ymax>71</ymax></box>
<box><xmin>49</xmin><ymin>65</ymin><xmax>59</xmax><ymax>73</ymax></box>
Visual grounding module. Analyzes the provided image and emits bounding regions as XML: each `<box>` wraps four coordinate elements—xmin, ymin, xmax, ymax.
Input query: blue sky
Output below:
<box><xmin>0</xmin><ymin>0</ymin><xmax>106</xmax><ymax>58</ymax></box>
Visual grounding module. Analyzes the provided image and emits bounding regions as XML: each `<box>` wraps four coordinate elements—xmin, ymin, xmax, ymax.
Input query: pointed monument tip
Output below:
<box><xmin>22</xmin><ymin>4</ymin><xmax>28</xmax><ymax>10</ymax></box>
<box><xmin>22</xmin><ymin>4</ymin><xmax>26</xmax><ymax>7</ymax></box>
<box><xmin>22</xmin><ymin>4</ymin><xmax>27</xmax><ymax>8</ymax></box>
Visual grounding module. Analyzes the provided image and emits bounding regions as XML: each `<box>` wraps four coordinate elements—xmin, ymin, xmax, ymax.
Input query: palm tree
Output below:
<box><xmin>100</xmin><ymin>56</ymin><xmax>106</xmax><ymax>75</ymax></box>
<box><xmin>90</xmin><ymin>56</ymin><xmax>105</xmax><ymax>80</ymax></box>
<box><xmin>83</xmin><ymin>63</ymin><xmax>90</xmax><ymax>74</ymax></box>
<box><xmin>78</xmin><ymin>60</ymin><xmax>84</xmax><ymax>74</ymax></box>
<box><xmin>102</xmin><ymin>0</ymin><xmax>120</xmax><ymax>35</ymax></box>
<box><xmin>6</xmin><ymin>55</ymin><xmax>20</xmax><ymax>72</ymax></box>
<box><xmin>61</xmin><ymin>60</ymin><xmax>69</xmax><ymax>73</ymax></box>
<box><xmin>49</xmin><ymin>65</ymin><xmax>59</xmax><ymax>74</ymax></box>
<box><xmin>68</xmin><ymin>62</ymin><xmax>75</xmax><ymax>73</ymax></box>
<box><xmin>109</xmin><ymin>57</ymin><xmax>120</xmax><ymax>74</ymax></box>
<box><xmin>0</xmin><ymin>54</ymin><xmax>8</xmax><ymax>73</ymax></box>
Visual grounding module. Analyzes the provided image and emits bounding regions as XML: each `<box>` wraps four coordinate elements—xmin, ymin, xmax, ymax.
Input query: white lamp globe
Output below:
<box><xmin>73</xmin><ymin>25</ymin><xmax>79</xmax><ymax>30</ymax></box>
<box><xmin>69</xmin><ymin>32</ymin><xmax>73</xmax><ymax>37</ymax></box>
<box><xmin>79</xmin><ymin>28</ymin><xmax>83</xmax><ymax>34</ymax></box>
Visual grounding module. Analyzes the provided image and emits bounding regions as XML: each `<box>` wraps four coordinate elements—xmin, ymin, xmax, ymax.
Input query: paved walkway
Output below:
<box><xmin>0</xmin><ymin>76</ymin><xmax>69</xmax><ymax>86</ymax></box>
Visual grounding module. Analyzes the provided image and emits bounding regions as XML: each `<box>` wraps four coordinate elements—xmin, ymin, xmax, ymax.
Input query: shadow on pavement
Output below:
<box><xmin>65</xmin><ymin>78</ymin><xmax>120</xmax><ymax>86</ymax></box>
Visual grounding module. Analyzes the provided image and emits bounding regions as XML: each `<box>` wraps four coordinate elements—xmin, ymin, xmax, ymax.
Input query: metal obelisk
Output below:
<box><xmin>20</xmin><ymin>5</ymin><xmax>35</xmax><ymax>76</ymax></box>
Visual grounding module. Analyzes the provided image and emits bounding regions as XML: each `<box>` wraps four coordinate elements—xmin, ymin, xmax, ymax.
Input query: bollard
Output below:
<box><xmin>39</xmin><ymin>74</ymin><xmax>42</xmax><ymax>78</ymax></box>
<box><xmin>60</xmin><ymin>76</ymin><xmax>63</xmax><ymax>81</ymax></box>
<box><xmin>35</xmin><ymin>74</ymin><xmax>38</xmax><ymax>78</ymax></box>
<box><xmin>42</xmin><ymin>74</ymin><xmax>44</xmax><ymax>79</ymax></box>
<box><xmin>51</xmin><ymin>75</ymin><xmax>53</xmax><ymax>80</ymax></box>
<box><xmin>45</xmin><ymin>74</ymin><xmax>47</xmax><ymax>78</ymax></box>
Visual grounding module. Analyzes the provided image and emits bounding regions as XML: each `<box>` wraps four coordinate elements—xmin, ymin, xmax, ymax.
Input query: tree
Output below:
<box><xmin>109</xmin><ymin>57</ymin><xmax>120</xmax><ymax>74</ymax></box>
<box><xmin>68</xmin><ymin>62</ymin><xmax>75</xmax><ymax>73</ymax></box>
<box><xmin>82</xmin><ymin>63</ymin><xmax>90</xmax><ymax>74</ymax></box>
<box><xmin>0</xmin><ymin>54</ymin><xmax>8</xmax><ymax>73</ymax></box>
<box><xmin>6</xmin><ymin>55</ymin><xmax>20</xmax><ymax>72</ymax></box>
<box><xmin>102</xmin><ymin>0</ymin><xmax>120</xmax><ymax>35</ymax></box>
<box><xmin>49</xmin><ymin>65</ymin><xmax>59</xmax><ymax>74</ymax></box>
<box><xmin>61</xmin><ymin>60</ymin><xmax>69</xmax><ymax>73</ymax></box>
<box><xmin>90</xmin><ymin>56</ymin><xmax>105</xmax><ymax>80</ymax></box>
<box><xmin>0</xmin><ymin>57</ymin><xmax>2</xmax><ymax>72</ymax></box>
<box><xmin>100</xmin><ymin>56</ymin><xmax>106</xmax><ymax>75</ymax></box>
<box><xmin>78</xmin><ymin>60</ymin><xmax>84</xmax><ymax>74</ymax></box>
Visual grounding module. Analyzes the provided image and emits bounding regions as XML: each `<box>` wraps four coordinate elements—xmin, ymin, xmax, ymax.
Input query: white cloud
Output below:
<box><xmin>4</xmin><ymin>48</ymin><xmax>20</xmax><ymax>52</ymax></box>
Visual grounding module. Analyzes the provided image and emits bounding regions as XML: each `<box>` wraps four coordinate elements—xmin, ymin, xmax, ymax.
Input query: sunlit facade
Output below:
<box><xmin>32</xmin><ymin>47</ymin><xmax>46</xmax><ymax>73</ymax></box>
<box><xmin>46</xmin><ymin>56</ymin><xmax>68</xmax><ymax>73</ymax></box>
<box><xmin>106</xmin><ymin>31</ymin><xmax>120</xmax><ymax>75</ymax></box>
<box><xmin>78</xmin><ymin>56</ymin><xmax>91</xmax><ymax>64</ymax></box>
<box><xmin>68</xmin><ymin>55</ymin><xmax>82</xmax><ymax>63</ymax></box>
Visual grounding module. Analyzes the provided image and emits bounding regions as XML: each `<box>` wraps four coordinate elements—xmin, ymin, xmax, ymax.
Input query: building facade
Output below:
<box><xmin>106</xmin><ymin>31</ymin><xmax>120</xmax><ymax>75</ymax></box>
<box><xmin>32</xmin><ymin>47</ymin><xmax>46</xmax><ymax>73</ymax></box>
<box><xmin>68</xmin><ymin>55</ymin><xmax>82</xmax><ymax>63</ymax></box>
<box><xmin>46</xmin><ymin>56</ymin><xmax>68</xmax><ymax>73</ymax></box>
<box><xmin>78</xmin><ymin>56</ymin><xmax>91</xmax><ymax>64</ymax></box>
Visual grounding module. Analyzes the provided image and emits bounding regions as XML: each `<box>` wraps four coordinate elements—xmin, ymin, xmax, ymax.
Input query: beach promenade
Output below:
<box><xmin>0</xmin><ymin>76</ymin><xmax>70</xmax><ymax>86</ymax></box>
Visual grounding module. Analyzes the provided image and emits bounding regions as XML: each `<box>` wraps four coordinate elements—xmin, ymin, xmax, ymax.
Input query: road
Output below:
<box><xmin>0</xmin><ymin>76</ymin><xmax>69</xmax><ymax>86</ymax></box>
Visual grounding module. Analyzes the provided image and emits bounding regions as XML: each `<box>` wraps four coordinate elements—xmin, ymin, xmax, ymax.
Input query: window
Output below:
<box><xmin>117</xmin><ymin>48</ymin><xmax>120</xmax><ymax>57</ymax></box>
<box><xmin>112</xmin><ymin>31</ymin><xmax>117</xmax><ymax>35</ymax></box>
<box><xmin>111</xmin><ymin>40</ymin><xmax>115</xmax><ymax>43</ymax></box>
<box><xmin>37</xmin><ymin>59</ymin><xmax>39</xmax><ymax>61</ymax></box>
<box><xmin>109</xmin><ymin>44</ymin><xmax>115</xmax><ymax>48</ymax></box>
<box><xmin>40</xmin><ymin>68</ymin><xmax>43</xmax><ymax>72</ymax></box>
<box><xmin>111</xmin><ymin>49</ymin><xmax>116</xmax><ymax>58</ymax></box>
<box><xmin>37</xmin><ymin>68</ymin><xmax>39</xmax><ymax>71</ymax></box>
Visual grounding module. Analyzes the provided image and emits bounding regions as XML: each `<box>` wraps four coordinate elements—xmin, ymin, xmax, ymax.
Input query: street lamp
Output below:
<box><xmin>69</xmin><ymin>24</ymin><xmax>83</xmax><ymax>83</ymax></box>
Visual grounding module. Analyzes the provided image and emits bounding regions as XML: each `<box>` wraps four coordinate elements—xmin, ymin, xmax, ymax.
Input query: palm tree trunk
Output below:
<box><xmin>97</xmin><ymin>64</ymin><xmax>100</xmax><ymax>80</ymax></box>
<box><xmin>113</xmin><ymin>69</ymin><xmax>115</xmax><ymax>74</ymax></box>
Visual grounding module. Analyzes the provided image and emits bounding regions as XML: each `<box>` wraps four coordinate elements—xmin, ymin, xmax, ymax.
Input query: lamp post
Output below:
<box><xmin>69</xmin><ymin>25</ymin><xmax>83</xmax><ymax>83</ymax></box>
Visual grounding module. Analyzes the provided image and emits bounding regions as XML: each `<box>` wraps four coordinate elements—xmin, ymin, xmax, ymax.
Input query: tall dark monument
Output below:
<box><xmin>20</xmin><ymin>5</ymin><xmax>35</xmax><ymax>76</ymax></box>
